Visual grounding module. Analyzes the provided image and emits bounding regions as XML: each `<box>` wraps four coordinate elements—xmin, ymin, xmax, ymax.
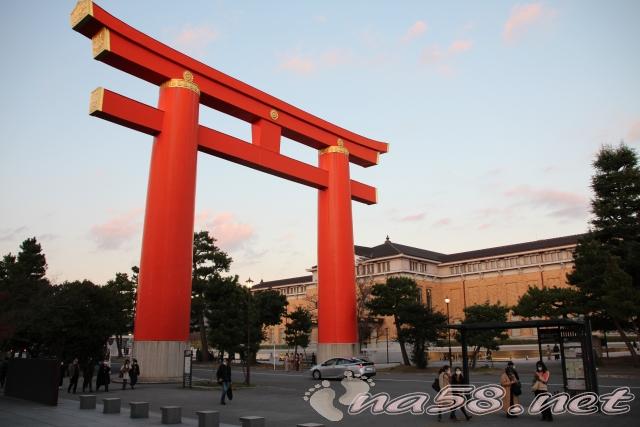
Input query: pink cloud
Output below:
<box><xmin>433</xmin><ymin>218</ymin><xmax>452</xmax><ymax>226</ymax></box>
<box><xmin>504</xmin><ymin>185</ymin><xmax>589</xmax><ymax>219</ymax></box>
<box><xmin>90</xmin><ymin>209</ymin><xmax>143</xmax><ymax>250</ymax></box>
<box><xmin>195</xmin><ymin>210</ymin><xmax>254</xmax><ymax>251</ymax></box>
<box><xmin>503</xmin><ymin>3</ymin><xmax>556</xmax><ymax>43</ymax></box>
<box><xmin>172</xmin><ymin>24</ymin><xmax>218</xmax><ymax>55</ymax></box>
<box><xmin>279</xmin><ymin>55</ymin><xmax>316</xmax><ymax>75</ymax></box>
<box><xmin>400</xmin><ymin>212</ymin><xmax>426</xmax><ymax>222</ymax></box>
<box><xmin>449</xmin><ymin>39</ymin><xmax>473</xmax><ymax>54</ymax></box>
<box><xmin>402</xmin><ymin>20</ymin><xmax>427</xmax><ymax>43</ymax></box>
<box><xmin>627</xmin><ymin>120</ymin><xmax>640</xmax><ymax>142</ymax></box>
<box><xmin>279</xmin><ymin>49</ymin><xmax>352</xmax><ymax>76</ymax></box>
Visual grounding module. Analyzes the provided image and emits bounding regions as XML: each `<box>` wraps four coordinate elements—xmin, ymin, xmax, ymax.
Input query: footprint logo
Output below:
<box><xmin>339</xmin><ymin>371</ymin><xmax>375</xmax><ymax>406</ymax></box>
<box><xmin>304</xmin><ymin>380</ymin><xmax>344</xmax><ymax>422</ymax></box>
<box><xmin>303</xmin><ymin>371</ymin><xmax>376</xmax><ymax>422</ymax></box>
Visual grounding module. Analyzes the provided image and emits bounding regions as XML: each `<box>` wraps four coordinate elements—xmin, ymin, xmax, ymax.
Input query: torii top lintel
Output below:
<box><xmin>70</xmin><ymin>0</ymin><xmax>389</xmax><ymax>170</ymax></box>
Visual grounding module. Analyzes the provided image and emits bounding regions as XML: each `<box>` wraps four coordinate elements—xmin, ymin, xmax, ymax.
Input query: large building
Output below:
<box><xmin>251</xmin><ymin>234</ymin><xmax>582</xmax><ymax>350</ymax></box>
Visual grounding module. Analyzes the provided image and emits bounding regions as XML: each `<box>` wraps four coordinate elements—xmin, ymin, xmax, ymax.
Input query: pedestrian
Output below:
<box><xmin>120</xmin><ymin>359</ymin><xmax>131</xmax><ymax>390</ymax></box>
<box><xmin>284</xmin><ymin>353</ymin><xmax>290</xmax><ymax>371</ymax></box>
<box><xmin>532</xmin><ymin>361</ymin><xmax>552</xmax><ymax>421</ymax></box>
<box><xmin>96</xmin><ymin>360</ymin><xmax>111</xmax><ymax>392</ymax></box>
<box><xmin>295</xmin><ymin>353</ymin><xmax>301</xmax><ymax>371</ymax></box>
<box><xmin>450</xmin><ymin>367</ymin><xmax>472</xmax><ymax>421</ymax></box>
<box><xmin>507</xmin><ymin>360</ymin><xmax>520</xmax><ymax>381</ymax></box>
<box><xmin>82</xmin><ymin>358</ymin><xmax>94</xmax><ymax>393</ymax></box>
<box><xmin>546</xmin><ymin>345</ymin><xmax>552</xmax><ymax>361</ymax></box>
<box><xmin>553</xmin><ymin>344</ymin><xmax>560</xmax><ymax>360</ymax></box>
<box><xmin>0</xmin><ymin>356</ymin><xmax>8</xmax><ymax>388</ymax></box>
<box><xmin>500</xmin><ymin>364</ymin><xmax>521</xmax><ymax>418</ymax></box>
<box><xmin>437</xmin><ymin>365</ymin><xmax>451</xmax><ymax>422</ymax></box>
<box><xmin>67</xmin><ymin>358</ymin><xmax>80</xmax><ymax>394</ymax></box>
<box><xmin>130</xmin><ymin>359</ymin><xmax>140</xmax><ymax>389</ymax></box>
<box><xmin>216</xmin><ymin>358</ymin><xmax>232</xmax><ymax>405</ymax></box>
<box><xmin>58</xmin><ymin>361</ymin><xmax>66</xmax><ymax>388</ymax></box>
<box><xmin>311</xmin><ymin>352</ymin><xmax>317</xmax><ymax>366</ymax></box>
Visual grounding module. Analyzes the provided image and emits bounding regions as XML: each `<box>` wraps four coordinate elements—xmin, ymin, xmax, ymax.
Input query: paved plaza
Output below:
<box><xmin>2</xmin><ymin>359</ymin><xmax>639</xmax><ymax>427</ymax></box>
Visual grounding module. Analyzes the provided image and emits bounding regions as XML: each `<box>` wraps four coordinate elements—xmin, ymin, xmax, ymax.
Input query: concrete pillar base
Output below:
<box><xmin>132</xmin><ymin>340</ymin><xmax>186</xmax><ymax>383</ymax></box>
<box><xmin>317</xmin><ymin>343</ymin><xmax>358</xmax><ymax>364</ymax></box>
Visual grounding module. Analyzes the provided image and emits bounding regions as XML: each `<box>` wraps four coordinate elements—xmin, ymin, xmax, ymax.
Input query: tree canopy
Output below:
<box><xmin>457</xmin><ymin>302</ymin><xmax>509</xmax><ymax>368</ymax></box>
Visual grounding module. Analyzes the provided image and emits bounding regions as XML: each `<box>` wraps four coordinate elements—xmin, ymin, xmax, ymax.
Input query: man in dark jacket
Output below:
<box><xmin>82</xmin><ymin>358</ymin><xmax>95</xmax><ymax>392</ymax></box>
<box><xmin>216</xmin><ymin>358</ymin><xmax>232</xmax><ymax>405</ymax></box>
<box><xmin>67</xmin><ymin>358</ymin><xmax>80</xmax><ymax>394</ymax></box>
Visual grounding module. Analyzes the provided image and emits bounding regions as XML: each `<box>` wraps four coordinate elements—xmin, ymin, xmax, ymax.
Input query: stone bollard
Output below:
<box><xmin>239</xmin><ymin>416</ymin><xmax>265</xmax><ymax>427</ymax></box>
<box><xmin>161</xmin><ymin>406</ymin><xmax>182</xmax><ymax>424</ymax></box>
<box><xmin>297</xmin><ymin>424</ymin><xmax>325</xmax><ymax>427</ymax></box>
<box><xmin>130</xmin><ymin>401</ymin><xmax>149</xmax><ymax>418</ymax></box>
<box><xmin>102</xmin><ymin>397</ymin><xmax>121</xmax><ymax>414</ymax></box>
<box><xmin>79</xmin><ymin>395</ymin><xmax>96</xmax><ymax>410</ymax></box>
<box><xmin>196</xmin><ymin>410</ymin><xmax>220</xmax><ymax>427</ymax></box>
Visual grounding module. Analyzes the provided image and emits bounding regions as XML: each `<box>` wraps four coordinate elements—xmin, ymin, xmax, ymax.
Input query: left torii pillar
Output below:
<box><xmin>131</xmin><ymin>72</ymin><xmax>200</xmax><ymax>382</ymax></box>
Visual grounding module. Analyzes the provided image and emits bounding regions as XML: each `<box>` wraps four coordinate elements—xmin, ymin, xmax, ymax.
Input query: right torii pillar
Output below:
<box><xmin>317</xmin><ymin>140</ymin><xmax>358</xmax><ymax>362</ymax></box>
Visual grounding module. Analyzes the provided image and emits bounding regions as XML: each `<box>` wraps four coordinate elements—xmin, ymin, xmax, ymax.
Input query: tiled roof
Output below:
<box><xmin>249</xmin><ymin>234</ymin><xmax>584</xmax><ymax>289</ymax></box>
<box><xmin>251</xmin><ymin>275</ymin><xmax>313</xmax><ymax>290</ymax></box>
<box><xmin>441</xmin><ymin>234</ymin><xmax>583</xmax><ymax>263</ymax></box>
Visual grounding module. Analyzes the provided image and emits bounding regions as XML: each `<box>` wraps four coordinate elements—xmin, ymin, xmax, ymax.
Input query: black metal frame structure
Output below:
<box><xmin>447</xmin><ymin>318</ymin><xmax>599</xmax><ymax>394</ymax></box>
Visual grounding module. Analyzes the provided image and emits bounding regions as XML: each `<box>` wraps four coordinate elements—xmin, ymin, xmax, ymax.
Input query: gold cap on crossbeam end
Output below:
<box><xmin>89</xmin><ymin>87</ymin><xmax>104</xmax><ymax>115</ymax></box>
<box><xmin>91</xmin><ymin>27</ymin><xmax>110</xmax><ymax>59</ymax></box>
<box><xmin>70</xmin><ymin>0</ymin><xmax>94</xmax><ymax>30</ymax></box>
<box><xmin>270</xmin><ymin>109</ymin><xmax>279</xmax><ymax>120</ymax></box>
<box><xmin>160</xmin><ymin>71</ymin><xmax>200</xmax><ymax>96</ymax></box>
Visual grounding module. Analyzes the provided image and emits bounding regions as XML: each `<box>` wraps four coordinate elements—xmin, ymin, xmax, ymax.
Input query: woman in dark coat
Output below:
<box><xmin>450</xmin><ymin>367</ymin><xmax>472</xmax><ymax>421</ymax></box>
<box><xmin>130</xmin><ymin>359</ymin><xmax>140</xmax><ymax>389</ymax></box>
<box><xmin>96</xmin><ymin>360</ymin><xmax>111</xmax><ymax>392</ymax></box>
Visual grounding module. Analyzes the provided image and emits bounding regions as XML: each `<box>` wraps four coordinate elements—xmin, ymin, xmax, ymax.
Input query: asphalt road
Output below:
<box><xmin>75</xmin><ymin>360</ymin><xmax>640</xmax><ymax>427</ymax></box>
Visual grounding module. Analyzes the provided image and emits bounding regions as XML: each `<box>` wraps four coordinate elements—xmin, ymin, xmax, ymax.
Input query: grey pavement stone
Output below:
<box><xmin>162</xmin><ymin>405</ymin><xmax>182</xmax><ymax>424</ymax></box>
<box><xmin>239</xmin><ymin>416</ymin><xmax>265</xmax><ymax>427</ymax></box>
<box><xmin>79</xmin><ymin>394</ymin><xmax>96</xmax><ymax>409</ymax></box>
<box><xmin>197</xmin><ymin>410</ymin><xmax>220</xmax><ymax>427</ymax></box>
<box><xmin>102</xmin><ymin>397</ymin><xmax>121</xmax><ymax>414</ymax></box>
<box><xmin>129</xmin><ymin>401</ymin><xmax>149</xmax><ymax>418</ymax></box>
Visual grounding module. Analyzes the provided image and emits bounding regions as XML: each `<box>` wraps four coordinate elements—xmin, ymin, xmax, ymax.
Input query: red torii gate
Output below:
<box><xmin>71</xmin><ymin>0</ymin><xmax>388</xmax><ymax>381</ymax></box>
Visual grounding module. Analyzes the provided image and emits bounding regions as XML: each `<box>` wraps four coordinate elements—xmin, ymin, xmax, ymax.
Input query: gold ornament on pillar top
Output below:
<box><xmin>269</xmin><ymin>109</ymin><xmax>279</xmax><ymax>120</ymax></box>
<box><xmin>161</xmin><ymin>70</ymin><xmax>200</xmax><ymax>96</ymax></box>
<box><xmin>319</xmin><ymin>138</ymin><xmax>350</xmax><ymax>156</ymax></box>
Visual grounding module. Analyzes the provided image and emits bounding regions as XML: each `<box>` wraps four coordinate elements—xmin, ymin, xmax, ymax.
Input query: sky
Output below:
<box><xmin>1</xmin><ymin>1</ymin><xmax>639</xmax><ymax>286</ymax></box>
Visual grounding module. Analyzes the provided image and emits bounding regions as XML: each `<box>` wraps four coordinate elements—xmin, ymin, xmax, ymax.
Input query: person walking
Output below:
<box><xmin>295</xmin><ymin>353</ymin><xmax>301</xmax><ymax>371</ymax></box>
<box><xmin>67</xmin><ymin>358</ymin><xmax>80</xmax><ymax>394</ymax></box>
<box><xmin>437</xmin><ymin>365</ymin><xmax>451</xmax><ymax>422</ymax></box>
<box><xmin>311</xmin><ymin>352</ymin><xmax>317</xmax><ymax>366</ymax></box>
<box><xmin>82</xmin><ymin>358</ymin><xmax>94</xmax><ymax>393</ymax></box>
<box><xmin>500</xmin><ymin>364</ymin><xmax>521</xmax><ymax>418</ymax></box>
<box><xmin>120</xmin><ymin>359</ymin><xmax>131</xmax><ymax>390</ymax></box>
<box><xmin>450</xmin><ymin>367</ymin><xmax>472</xmax><ymax>421</ymax></box>
<box><xmin>96</xmin><ymin>360</ymin><xmax>111</xmax><ymax>392</ymax></box>
<box><xmin>284</xmin><ymin>353</ymin><xmax>290</xmax><ymax>371</ymax></box>
<box><xmin>552</xmin><ymin>344</ymin><xmax>560</xmax><ymax>360</ymax></box>
<box><xmin>58</xmin><ymin>361</ymin><xmax>66</xmax><ymax>388</ymax></box>
<box><xmin>216</xmin><ymin>358</ymin><xmax>232</xmax><ymax>405</ymax></box>
<box><xmin>532</xmin><ymin>361</ymin><xmax>552</xmax><ymax>421</ymax></box>
<box><xmin>130</xmin><ymin>359</ymin><xmax>140</xmax><ymax>389</ymax></box>
<box><xmin>0</xmin><ymin>357</ymin><xmax>8</xmax><ymax>389</ymax></box>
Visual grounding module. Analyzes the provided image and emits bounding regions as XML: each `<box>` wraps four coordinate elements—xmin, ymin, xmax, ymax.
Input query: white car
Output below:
<box><xmin>309</xmin><ymin>357</ymin><xmax>376</xmax><ymax>379</ymax></box>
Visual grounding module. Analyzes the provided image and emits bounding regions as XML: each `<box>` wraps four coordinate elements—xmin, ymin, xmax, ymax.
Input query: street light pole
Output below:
<box><xmin>245</xmin><ymin>277</ymin><xmax>254</xmax><ymax>385</ymax></box>
<box><xmin>445</xmin><ymin>297</ymin><xmax>452</xmax><ymax>366</ymax></box>
<box><xmin>386</xmin><ymin>327</ymin><xmax>389</xmax><ymax>363</ymax></box>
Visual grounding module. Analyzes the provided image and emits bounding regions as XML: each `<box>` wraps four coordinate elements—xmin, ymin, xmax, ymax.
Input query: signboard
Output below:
<box><xmin>564</xmin><ymin>343</ymin><xmax>586</xmax><ymax>391</ymax></box>
<box><xmin>183</xmin><ymin>350</ymin><xmax>193</xmax><ymax>388</ymax></box>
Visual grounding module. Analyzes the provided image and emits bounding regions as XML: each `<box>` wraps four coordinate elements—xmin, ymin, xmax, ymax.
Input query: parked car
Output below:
<box><xmin>309</xmin><ymin>357</ymin><xmax>376</xmax><ymax>379</ymax></box>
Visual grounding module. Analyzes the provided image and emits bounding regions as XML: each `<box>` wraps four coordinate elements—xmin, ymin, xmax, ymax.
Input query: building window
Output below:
<box><xmin>490</xmin><ymin>260</ymin><xmax>496</xmax><ymax>269</ymax></box>
<box><xmin>426</xmin><ymin>289</ymin><xmax>432</xmax><ymax>310</ymax></box>
<box><xmin>450</xmin><ymin>267</ymin><xmax>455</xmax><ymax>275</ymax></box>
